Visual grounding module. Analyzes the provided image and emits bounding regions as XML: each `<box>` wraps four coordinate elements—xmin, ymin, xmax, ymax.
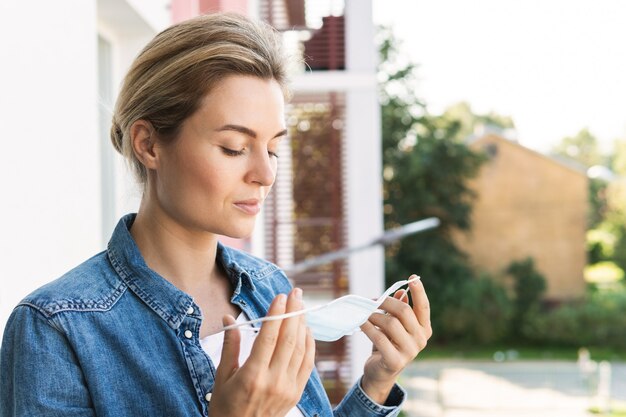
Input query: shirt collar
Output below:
<box><xmin>216</xmin><ymin>242</ymin><xmax>257</xmax><ymax>298</ymax></box>
<box><xmin>106</xmin><ymin>213</ymin><xmax>255</xmax><ymax>329</ymax></box>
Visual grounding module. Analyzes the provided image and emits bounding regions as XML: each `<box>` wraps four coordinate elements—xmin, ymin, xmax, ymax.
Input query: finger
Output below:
<box><xmin>269</xmin><ymin>288</ymin><xmax>304</xmax><ymax>372</ymax></box>
<box><xmin>215</xmin><ymin>315</ymin><xmax>241</xmax><ymax>381</ymax></box>
<box><xmin>408</xmin><ymin>274</ymin><xmax>431</xmax><ymax>329</ymax></box>
<box><xmin>360</xmin><ymin>320</ymin><xmax>403</xmax><ymax>369</ymax></box>
<box><xmin>287</xmin><ymin>307</ymin><xmax>307</xmax><ymax>378</ymax></box>
<box><xmin>296</xmin><ymin>327</ymin><xmax>316</xmax><ymax>391</ymax></box>
<box><xmin>394</xmin><ymin>289</ymin><xmax>409</xmax><ymax>303</ymax></box>
<box><xmin>248</xmin><ymin>293</ymin><xmax>287</xmax><ymax>368</ymax></box>
<box><xmin>368</xmin><ymin>310</ymin><xmax>415</xmax><ymax>352</ymax></box>
<box><xmin>378</xmin><ymin>296</ymin><xmax>421</xmax><ymax>337</ymax></box>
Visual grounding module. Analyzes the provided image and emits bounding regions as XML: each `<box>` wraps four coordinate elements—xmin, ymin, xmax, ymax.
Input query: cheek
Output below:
<box><xmin>160</xmin><ymin>150</ymin><xmax>223</xmax><ymax>198</ymax></box>
<box><xmin>184</xmin><ymin>159</ymin><xmax>230</xmax><ymax>193</ymax></box>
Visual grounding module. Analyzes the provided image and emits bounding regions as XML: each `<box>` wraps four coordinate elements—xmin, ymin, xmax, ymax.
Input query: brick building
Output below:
<box><xmin>453</xmin><ymin>134</ymin><xmax>588</xmax><ymax>299</ymax></box>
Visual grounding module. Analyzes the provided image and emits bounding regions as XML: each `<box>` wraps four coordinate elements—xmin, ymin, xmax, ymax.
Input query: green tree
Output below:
<box><xmin>587</xmin><ymin>138</ymin><xmax>626</xmax><ymax>272</ymax></box>
<box><xmin>505</xmin><ymin>258</ymin><xmax>547</xmax><ymax>341</ymax></box>
<box><xmin>553</xmin><ymin>129</ymin><xmax>610</xmax><ymax>229</ymax></box>
<box><xmin>551</xmin><ymin>128</ymin><xmax>603</xmax><ymax>168</ymax></box>
<box><xmin>442</xmin><ymin>102</ymin><xmax>515</xmax><ymax>142</ymax></box>
<box><xmin>588</xmin><ymin>178</ymin><xmax>610</xmax><ymax>229</ymax></box>
<box><xmin>609</xmin><ymin>138</ymin><xmax>626</xmax><ymax>176</ymax></box>
<box><xmin>378</xmin><ymin>27</ymin><xmax>510</xmax><ymax>339</ymax></box>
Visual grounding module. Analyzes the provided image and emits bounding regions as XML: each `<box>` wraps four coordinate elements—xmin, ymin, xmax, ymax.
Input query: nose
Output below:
<box><xmin>246</xmin><ymin>149</ymin><xmax>276</xmax><ymax>187</ymax></box>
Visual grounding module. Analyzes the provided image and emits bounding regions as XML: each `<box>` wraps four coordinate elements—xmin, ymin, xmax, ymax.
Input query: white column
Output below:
<box><xmin>344</xmin><ymin>0</ymin><xmax>385</xmax><ymax>383</ymax></box>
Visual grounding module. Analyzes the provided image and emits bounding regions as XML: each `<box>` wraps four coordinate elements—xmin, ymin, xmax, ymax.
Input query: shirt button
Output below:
<box><xmin>184</xmin><ymin>330</ymin><xmax>193</xmax><ymax>339</ymax></box>
<box><xmin>205</xmin><ymin>392</ymin><xmax>212</xmax><ymax>402</ymax></box>
<box><xmin>186</xmin><ymin>306</ymin><xmax>194</xmax><ymax>315</ymax></box>
<box><xmin>240</xmin><ymin>300</ymin><xmax>247</xmax><ymax>307</ymax></box>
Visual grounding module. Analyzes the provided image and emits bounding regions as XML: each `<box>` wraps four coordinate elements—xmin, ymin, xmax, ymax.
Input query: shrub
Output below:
<box><xmin>439</xmin><ymin>274</ymin><xmax>512</xmax><ymax>344</ymax></box>
<box><xmin>506</xmin><ymin>258</ymin><xmax>547</xmax><ymax>341</ymax></box>
<box><xmin>523</xmin><ymin>285</ymin><xmax>626</xmax><ymax>349</ymax></box>
<box><xmin>587</xmin><ymin>229</ymin><xmax>616</xmax><ymax>264</ymax></box>
<box><xmin>584</xmin><ymin>261</ymin><xmax>625</xmax><ymax>285</ymax></box>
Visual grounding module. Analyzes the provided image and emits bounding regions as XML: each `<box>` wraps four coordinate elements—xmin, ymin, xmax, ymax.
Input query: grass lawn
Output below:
<box><xmin>417</xmin><ymin>343</ymin><xmax>626</xmax><ymax>362</ymax></box>
<box><xmin>589</xmin><ymin>401</ymin><xmax>626</xmax><ymax>416</ymax></box>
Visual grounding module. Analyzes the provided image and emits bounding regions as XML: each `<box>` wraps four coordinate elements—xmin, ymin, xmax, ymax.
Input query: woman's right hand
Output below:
<box><xmin>209</xmin><ymin>288</ymin><xmax>315</xmax><ymax>417</ymax></box>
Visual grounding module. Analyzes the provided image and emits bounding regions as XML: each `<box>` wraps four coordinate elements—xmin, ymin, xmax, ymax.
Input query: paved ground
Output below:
<box><xmin>399</xmin><ymin>360</ymin><xmax>626</xmax><ymax>417</ymax></box>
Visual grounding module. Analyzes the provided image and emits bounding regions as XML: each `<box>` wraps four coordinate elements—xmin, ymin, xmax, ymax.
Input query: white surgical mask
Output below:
<box><xmin>218</xmin><ymin>275</ymin><xmax>420</xmax><ymax>342</ymax></box>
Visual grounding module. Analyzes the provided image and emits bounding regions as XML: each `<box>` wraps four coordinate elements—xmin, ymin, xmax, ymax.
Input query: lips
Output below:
<box><xmin>233</xmin><ymin>199</ymin><xmax>262</xmax><ymax>215</ymax></box>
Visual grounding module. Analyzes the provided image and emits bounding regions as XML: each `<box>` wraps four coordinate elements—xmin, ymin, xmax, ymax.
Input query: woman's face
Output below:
<box><xmin>152</xmin><ymin>75</ymin><xmax>286</xmax><ymax>238</ymax></box>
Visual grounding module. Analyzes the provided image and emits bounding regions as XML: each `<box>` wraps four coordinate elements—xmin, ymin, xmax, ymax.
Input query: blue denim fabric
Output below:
<box><xmin>1</xmin><ymin>214</ymin><xmax>405</xmax><ymax>417</ymax></box>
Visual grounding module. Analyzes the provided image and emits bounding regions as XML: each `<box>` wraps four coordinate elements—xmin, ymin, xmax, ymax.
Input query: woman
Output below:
<box><xmin>0</xmin><ymin>13</ymin><xmax>431</xmax><ymax>417</ymax></box>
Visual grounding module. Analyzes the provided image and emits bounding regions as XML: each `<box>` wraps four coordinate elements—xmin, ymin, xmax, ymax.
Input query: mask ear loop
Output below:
<box><xmin>210</xmin><ymin>303</ymin><xmax>326</xmax><ymax>336</ymax></box>
<box><xmin>377</xmin><ymin>275</ymin><xmax>420</xmax><ymax>303</ymax></box>
<box><xmin>212</xmin><ymin>275</ymin><xmax>421</xmax><ymax>336</ymax></box>
<box><xmin>370</xmin><ymin>275</ymin><xmax>419</xmax><ymax>316</ymax></box>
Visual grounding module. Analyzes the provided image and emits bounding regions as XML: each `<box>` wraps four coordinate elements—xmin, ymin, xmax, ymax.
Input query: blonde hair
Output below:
<box><xmin>110</xmin><ymin>13</ymin><xmax>290</xmax><ymax>184</ymax></box>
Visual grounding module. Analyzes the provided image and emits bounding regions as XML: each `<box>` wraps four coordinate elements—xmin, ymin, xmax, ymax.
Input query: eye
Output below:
<box><xmin>268</xmin><ymin>150</ymin><xmax>279</xmax><ymax>159</ymax></box>
<box><xmin>220</xmin><ymin>146</ymin><xmax>245</xmax><ymax>157</ymax></box>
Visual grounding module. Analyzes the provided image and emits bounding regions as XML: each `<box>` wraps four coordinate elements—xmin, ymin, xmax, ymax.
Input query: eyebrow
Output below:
<box><xmin>215</xmin><ymin>124</ymin><xmax>288</xmax><ymax>139</ymax></box>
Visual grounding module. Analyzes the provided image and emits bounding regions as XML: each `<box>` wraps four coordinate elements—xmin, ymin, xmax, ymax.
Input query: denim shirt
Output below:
<box><xmin>1</xmin><ymin>214</ymin><xmax>405</xmax><ymax>417</ymax></box>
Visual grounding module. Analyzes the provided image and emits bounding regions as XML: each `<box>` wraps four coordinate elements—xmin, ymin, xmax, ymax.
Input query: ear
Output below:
<box><xmin>129</xmin><ymin>120</ymin><xmax>159</xmax><ymax>170</ymax></box>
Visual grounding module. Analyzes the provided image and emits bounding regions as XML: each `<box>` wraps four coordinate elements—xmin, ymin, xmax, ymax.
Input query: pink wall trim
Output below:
<box><xmin>200</xmin><ymin>0</ymin><xmax>248</xmax><ymax>15</ymax></box>
<box><xmin>171</xmin><ymin>0</ymin><xmax>249</xmax><ymax>23</ymax></box>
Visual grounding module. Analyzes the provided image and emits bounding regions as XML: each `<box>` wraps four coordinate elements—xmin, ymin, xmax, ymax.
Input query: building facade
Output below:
<box><xmin>453</xmin><ymin>134</ymin><xmax>588</xmax><ymax>299</ymax></box>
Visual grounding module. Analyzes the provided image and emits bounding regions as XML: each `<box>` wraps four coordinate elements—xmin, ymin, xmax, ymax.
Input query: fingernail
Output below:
<box><xmin>277</xmin><ymin>294</ymin><xmax>287</xmax><ymax>305</ymax></box>
<box><xmin>294</xmin><ymin>288</ymin><xmax>302</xmax><ymax>300</ymax></box>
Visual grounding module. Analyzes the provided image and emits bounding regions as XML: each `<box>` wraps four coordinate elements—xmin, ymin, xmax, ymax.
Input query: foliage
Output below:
<box><xmin>551</xmin><ymin>128</ymin><xmax>610</xmax><ymax>231</ymax></box>
<box><xmin>522</xmin><ymin>285</ymin><xmax>626</xmax><ymax>349</ymax></box>
<box><xmin>588</xmin><ymin>404</ymin><xmax>626</xmax><ymax>417</ymax></box>
<box><xmin>377</xmin><ymin>27</ymin><xmax>493</xmax><ymax>337</ymax></box>
<box><xmin>588</xmin><ymin>178</ymin><xmax>610</xmax><ymax>229</ymax></box>
<box><xmin>438</xmin><ymin>274</ymin><xmax>512</xmax><ymax>344</ymax></box>
<box><xmin>505</xmin><ymin>258</ymin><xmax>547</xmax><ymax>341</ymax></box>
<box><xmin>587</xmin><ymin>229</ymin><xmax>616</xmax><ymax>264</ymax></box>
<box><xmin>550</xmin><ymin>128</ymin><xmax>603</xmax><ymax>168</ymax></box>
<box><xmin>588</xmin><ymin>178</ymin><xmax>626</xmax><ymax>273</ymax></box>
<box><xmin>441</xmin><ymin>102</ymin><xmax>515</xmax><ymax>142</ymax></box>
<box><xmin>584</xmin><ymin>261</ymin><xmax>625</xmax><ymax>284</ymax></box>
<box><xmin>609</xmin><ymin>138</ymin><xmax>626</xmax><ymax>176</ymax></box>
<box><xmin>418</xmin><ymin>342</ymin><xmax>626</xmax><ymax>361</ymax></box>
<box><xmin>612</xmin><ymin>224</ymin><xmax>626</xmax><ymax>273</ymax></box>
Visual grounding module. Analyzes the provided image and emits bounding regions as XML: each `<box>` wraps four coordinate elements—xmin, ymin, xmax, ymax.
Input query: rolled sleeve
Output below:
<box><xmin>334</xmin><ymin>377</ymin><xmax>406</xmax><ymax>417</ymax></box>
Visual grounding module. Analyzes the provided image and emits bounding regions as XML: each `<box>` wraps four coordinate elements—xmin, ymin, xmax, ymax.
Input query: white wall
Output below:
<box><xmin>0</xmin><ymin>0</ymin><xmax>101</xmax><ymax>335</ymax></box>
<box><xmin>0</xmin><ymin>0</ymin><xmax>166</xmax><ymax>338</ymax></box>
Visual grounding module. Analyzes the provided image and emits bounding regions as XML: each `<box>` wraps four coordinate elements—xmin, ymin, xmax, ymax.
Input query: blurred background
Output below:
<box><xmin>1</xmin><ymin>0</ymin><xmax>625</xmax><ymax>415</ymax></box>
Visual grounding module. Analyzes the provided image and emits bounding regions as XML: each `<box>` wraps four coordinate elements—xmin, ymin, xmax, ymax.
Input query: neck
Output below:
<box><xmin>130</xmin><ymin>200</ymin><xmax>220</xmax><ymax>294</ymax></box>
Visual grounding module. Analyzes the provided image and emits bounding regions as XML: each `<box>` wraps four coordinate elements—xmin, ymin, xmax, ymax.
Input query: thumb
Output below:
<box><xmin>215</xmin><ymin>315</ymin><xmax>241</xmax><ymax>381</ymax></box>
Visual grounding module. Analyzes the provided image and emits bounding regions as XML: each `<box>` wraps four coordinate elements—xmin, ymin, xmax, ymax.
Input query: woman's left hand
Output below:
<box><xmin>359</xmin><ymin>274</ymin><xmax>432</xmax><ymax>404</ymax></box>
